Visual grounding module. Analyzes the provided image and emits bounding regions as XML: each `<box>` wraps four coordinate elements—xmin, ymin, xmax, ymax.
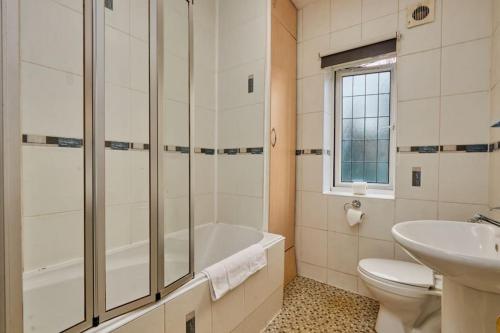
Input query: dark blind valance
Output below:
<box><xmin>320</xmin><ymin>38</ymin><xmax>397</xmax><ymax>69</ymax></box>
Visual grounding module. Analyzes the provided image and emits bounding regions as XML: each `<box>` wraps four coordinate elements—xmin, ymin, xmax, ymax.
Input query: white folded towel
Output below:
<box><xmin>202</xmin><ymin>244</ymin><xmax>267</xmax><ymax>301</ymax></box>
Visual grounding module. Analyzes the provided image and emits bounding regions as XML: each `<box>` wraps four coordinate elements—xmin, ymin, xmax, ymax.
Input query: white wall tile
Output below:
<box><xmin>21</xmin><ymin>0</ymin><xmax>83</xmax><ymax>75</ymax></box>
<box><xmin>397</xmin><ymin>49</ymin><xmax>441</xmax><ymax>101</ymax></box>
<box><xmin>397</xmin><ymin>3</ymin><xmax>441</xmax><ymax>56</ymax></box>
<box><xmin>302</xmin><ymin>74</ymin><xmax>325</xmax><ymax>113</ymax></box>
<box><xmin>21</xmin><ymin>63</ymin><xmax>83</xmax><ymax>138</ymax></box>
<box><xmin>439</xmin><ymin>153</ymin><xmax>489</xmax><ymax>204</ymax></box>
<box><xmin>442</xmin><ymin>0</ymin><xmax>493</xmax><ymax>46</ymax></box>
<box><xmin>105</xmin><ymin>0</ymin><xmax>130</xmax><ymax>33</ymax></box>
<box><xmin>358</xmin><ymin>198</ymin><xmax>395</xmax><ymax>241</ymax></box>
<box><xmin>301</xmin><ymin>155</ymin><xmax>323</xmax><ymax>192</ymax></box>
<box><xmin>105</xmin><ymin>26</ymin><xmax>130</xmax><ymax>87</ymax></box>
<box><xmin>396</xmin><ymin>153</ymin><xmax>439</xmax><ymax>200</ymax></box>
<box><xmin>302</xmin><ymin>0</ymin><xmax>331</xmax><ymax>40</ymax></box>
<box><xmin>22</xmin><ymin>146</ymin><xmax>84</xmax><ymax>216</ymax></box>
<box><xmin>362</xmin><ymin>0</ymin><xmax>398</xmax><ymax>22</ymax></box>
<box><xmin>362</xmin><ymin>13</ymin><xmax>398</xmax><ymax>42</ymax></box>
<box><xmin>23</xmin><ymin>211</ymin><xmax>84</xmax><ymax>271</ymax></box>
<box><xmin>358</xmin><ymin>237</ymin><xmax>394</xmax><ymax>260</ymax></box>
<box><xmin>212</xmin><ymin>286</ymin><xmax>245</xmax><ymax>333</ymax></box>
<box><xmin>114</xmin><ymin>307</ymin><xmax>164</xmax><ymax>333</ymax></box>
<box><xmin>327</xmin><ymin>231</ymin><xmax>359</xmax><ymax>274</ymax></box>
<box><xmin>130</xmin><ymin>0</ymin><xmax>149</xmax><ymax>41</ymax></box>
<box><xmin>329</xmin><ymin>25</ymin><xmax>362</xmax><ymax>52</ymax></box>
<box><xmin>327</xmin><ymin>270</ymin><xmax>358</xmax><ymax>292</ymax></box>
<box><xmin>218</xmin><ymin>104</ymin><xmax>264</xmax><ymax>148</ymax></box>
<box><xmin>297</xmin><ymin>261</ymin><xmax>328</xmax><ymax>282</ymax></box>
<box><xmin>327</xmin><ymin>195</ymin><xmax>359</xmax><ymax>235</ymax></box>
<box><xmin>301</xmin><ymin>191</ymin><xmax>328</xmax><ymax>230</ymax></box>
<box><xmin>440</xmin><ymin>92</ymin><xmax>491</xmax><ymax>145</ymax></box>
<box><xmin>331</xmin><ymin>0</ymin><xmax>362</xmax><ymax>32</ymax></box>
<box><xmin>302</xmin><ymin>112</ymin><xmax>324</xmax><ymax>148</ymax></box>
<box><xmin>301</xmin><ymin>35</ymin><xmax>330</xmax><ymax>77</ymax></box>
<box><xmin>395</xmin><ymin>199</ymin><xmax>438</xmax><ymax>223</ymax></box>
<box><xmin>438</xmin><ymin>202</ymin><xmax>489</xmax><ymax>221</ymax></box>
<box><xmin>441</xmin><ymin>38</ymin><xmax>491</xmax><ymax>96</ymax></box>
<box><xmin>397</xmin><ymin>98</ymin><xmax>440</xmax><ymax>146</ymax></box>
<box><xmin>298</xmin><ymin>226</ymin><xmax>328</xmax><ymax>267</ymax></box>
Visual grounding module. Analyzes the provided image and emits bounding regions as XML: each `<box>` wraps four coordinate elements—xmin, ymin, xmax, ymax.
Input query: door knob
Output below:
<box><xmin>271</xmin><ymin>128</ymin><xmax>277</xmax><ymax>148</ymax></box>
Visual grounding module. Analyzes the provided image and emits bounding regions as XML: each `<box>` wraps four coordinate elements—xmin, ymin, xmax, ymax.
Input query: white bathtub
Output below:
<box><xmin>23</xmin><ymin>223</ymin><xmax>283</xmax><ymax>333</ymax></box>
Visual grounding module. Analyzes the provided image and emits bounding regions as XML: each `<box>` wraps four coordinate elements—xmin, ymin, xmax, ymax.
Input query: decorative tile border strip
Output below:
<box><xmin>218</xmin><ymin>147</ymin><xmax>264</xmax><ymax>155</ymax></box>
<box><xmin>296</xmin><ymin>149</ymin><xmax>331</xmax><ymax>156</ymax></box>
<box><xmin>397</xmin><ymin>144</ymin><xmax>493</xmax><ymax>154</ymax></box>
<box><xmin>23</xmin><ymin>134</ymin><xmax>83</xmax><ymax>148</ymax></box>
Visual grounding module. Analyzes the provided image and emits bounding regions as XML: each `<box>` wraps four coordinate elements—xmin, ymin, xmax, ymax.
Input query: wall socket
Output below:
<box><xmin>412</xmin><ymin>167</ymin><xmax>421</xmax><ymax>187</ymax></box>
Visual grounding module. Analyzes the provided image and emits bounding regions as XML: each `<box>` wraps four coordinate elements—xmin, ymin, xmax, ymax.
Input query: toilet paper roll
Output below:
<box><xmin>352</xmin><ymin>182</ymin><xmax>368</xmax><ymax>195</ymax></box>
<box><xmin>346</xmin><ymin>208</ymin><xmax>364</xmax><ymax>227</ymax></box>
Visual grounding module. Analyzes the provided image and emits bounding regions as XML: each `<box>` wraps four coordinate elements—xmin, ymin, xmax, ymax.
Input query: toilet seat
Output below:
<box><xmin>358</xmin><ymin>259</ymin><xmax>441</xmax><ymax>298</ymax></box>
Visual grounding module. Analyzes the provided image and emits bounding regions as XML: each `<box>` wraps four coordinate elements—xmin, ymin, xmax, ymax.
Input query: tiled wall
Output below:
<box><xmin>295</xmin><ymin>0</ymin><xmax>494</xmax><ymax>295</ymax></box>
<box><xmin>216</xmin><ymin>0</ymin><xmax>268</xmax><ymax>230</ymax></box>
<box><xmin>491</xmin><ymin>0</ymin><xmax>500</xmax><ymax>220</ymax></box>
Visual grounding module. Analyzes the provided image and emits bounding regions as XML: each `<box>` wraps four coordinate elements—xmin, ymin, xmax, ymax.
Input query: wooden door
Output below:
<box><xmin>269</xmin><ymin>0</ymin><xmax>297</xmax><ymax>285</ymax></box>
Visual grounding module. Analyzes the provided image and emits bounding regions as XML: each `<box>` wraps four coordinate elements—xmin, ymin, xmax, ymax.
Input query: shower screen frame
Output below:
<box><xmin>156</xmin><ymin>0</ymin><xmax>195</xmax><ymax>298</ymax></box>
<box><xmin>0</xmin><ymin>0</ymin><xmax>195</xmax><ymax>331</ymax></box>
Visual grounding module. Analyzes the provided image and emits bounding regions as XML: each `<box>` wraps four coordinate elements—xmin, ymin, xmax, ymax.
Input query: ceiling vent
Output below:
<box><xmin>407</xmin><ymin>0</ymin><xmax>435</xmax><ymax>28</ymax></box>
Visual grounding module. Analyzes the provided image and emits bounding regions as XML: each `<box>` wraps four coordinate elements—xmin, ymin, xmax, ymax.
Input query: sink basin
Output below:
<box><xmin>392</xmin><ymin>220</ymin><xmax>500</xmax><ymax>294</ymax></box>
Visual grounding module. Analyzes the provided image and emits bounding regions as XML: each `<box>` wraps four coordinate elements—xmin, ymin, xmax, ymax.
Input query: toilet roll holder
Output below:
<box><xmin>344</xmin><ymin>200</ymin><xmax>362</xmax><ymax>212</ymax></box>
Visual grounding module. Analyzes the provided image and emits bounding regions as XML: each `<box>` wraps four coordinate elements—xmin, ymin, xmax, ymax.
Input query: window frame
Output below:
<box><xmin>332</xmin><ymin>62</ymin><xmax>396</xmax><ymax>191</ymax></box>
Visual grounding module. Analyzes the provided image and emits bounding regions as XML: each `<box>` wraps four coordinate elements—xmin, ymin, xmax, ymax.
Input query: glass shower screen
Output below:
<box><xmin>161</xmin><ymin>0</ymin><xmax>191</xmax><ymax>287</ymax></box>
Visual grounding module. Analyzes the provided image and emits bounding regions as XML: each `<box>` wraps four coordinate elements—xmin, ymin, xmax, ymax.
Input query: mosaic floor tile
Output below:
<box><xmin>264</xmin><ymin>276</ymin><xmax>379</xmax><ymax>333</ymax></box>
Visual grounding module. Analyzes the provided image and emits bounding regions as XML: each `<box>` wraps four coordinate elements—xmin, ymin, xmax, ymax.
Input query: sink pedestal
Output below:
<box><xmin>442</xmin><ymin>277</ymin><xmax>500</xmax><ymax>333</ymax></box>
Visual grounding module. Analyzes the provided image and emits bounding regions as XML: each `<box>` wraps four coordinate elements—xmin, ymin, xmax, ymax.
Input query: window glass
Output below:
<box><xmin>339</xmin><ymin>71</ymin><xmax>391</xmax><ymax>185</ymax></box>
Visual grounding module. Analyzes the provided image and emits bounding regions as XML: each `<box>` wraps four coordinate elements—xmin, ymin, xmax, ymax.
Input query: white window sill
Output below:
<box><xmin>325</xmin><ymin>187</ymin><xmax>395</xmax><ymax>200</ymax></box>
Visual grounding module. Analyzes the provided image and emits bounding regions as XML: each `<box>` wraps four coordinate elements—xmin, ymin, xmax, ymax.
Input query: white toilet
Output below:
<box><xmin>358</xmin><ymin>258</ymin><xmax>442</xmax><ymax>333</ymax></box>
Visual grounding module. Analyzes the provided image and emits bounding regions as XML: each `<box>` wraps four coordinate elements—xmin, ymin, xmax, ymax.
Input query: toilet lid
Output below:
<box><xmin>359</xmin><ymin>259</ymin><xmax>434</xmax><ymax>288</ymax></box>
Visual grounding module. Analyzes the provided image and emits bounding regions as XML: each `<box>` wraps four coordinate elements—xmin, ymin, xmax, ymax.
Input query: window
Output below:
<box><xmin>333</xmin><ymin>61</ymin><xmax>395</xmax><ymax>190</ymax></box>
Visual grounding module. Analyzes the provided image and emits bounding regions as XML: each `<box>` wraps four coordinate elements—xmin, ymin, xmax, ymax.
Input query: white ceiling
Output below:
<box><xmin>291</xmin><ymin>0</ymin><xmax>317</xmax><ymax>9</ymax></box>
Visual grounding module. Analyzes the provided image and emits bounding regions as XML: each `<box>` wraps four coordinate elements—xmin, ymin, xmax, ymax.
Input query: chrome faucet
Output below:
<box><xmin>468</xmin><ymin>210</ymin><xmax>500</xmax><ymax>228</ymax></box>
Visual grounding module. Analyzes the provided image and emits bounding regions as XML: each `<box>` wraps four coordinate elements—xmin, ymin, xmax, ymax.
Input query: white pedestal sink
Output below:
<box><xmin>392</xmin><ymin>220</ymin><xmax>500</xmax><ymax>333</ymax></box>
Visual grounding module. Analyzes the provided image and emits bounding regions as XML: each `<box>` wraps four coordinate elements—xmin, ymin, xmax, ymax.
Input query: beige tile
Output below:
<box><xmin>395</xmin><ymin>199</ymin><xmax>438</xmax><ymax>223</ymax></box>
<box><xmin>362</xmin><ymin>13</ymin><xmax>398</xmax><ymax>42</ymax></box>
<box><xmin>212</xmin><ymin>286</ymin><xmax>246</xmax><ymax>333</ymax></box>
<box><xmin>130</xmin><ymin>38</ymin><xmax>149</xmax><ymax>93</ymax></box>
<box><xmin>358</xmin><ymin>237</ymin><xmax>394</xmax><ymax>260</ymax></box>
<box><xmin>438</xmin><ymin>202</ymin><xmax>489</xmax><ymax>222</ymax></box>
<box><xmin>358</xmin><ymin>198</ymin><xmax>395</xmax><ymax>241</ymax></box>
<box><xmin>105</xmin><ymin>26</ymin><xmax>130</xmax><ymax>87</ymax></box>
<box><xmin>362</xmin><ymin>0</ymin><xmax>398</xmax><ymax>22</ymax></box>
<box><xmin>329</xmin><ymin>25</ymin><xmax>362</xmax><ymax>52</ymax></box>
<box><xmin>244</xmin><ymin>266</ymin><xmax>270</xmax><ymax>314</ymax></box>
<box><xmin>113</xmin><ymin>306</ymin><xmax>164</xmax><ymax>333</ymax></box>
<box><xmin>327</xmin><ymin>195</ymin><xmax>360</xmax><ymax>235</ymax></box>
<box><xmin>23</xmin><ymin>211</ymin><xmax>84</xmax><ymax>271</ymax></box>
<box><xmin>302</xmin><ymin>0</ymin><xmax>331</xmax><ymax>40</ymax></box>
<box><xmin>397</xmin><ymin>3</ymin><xmax>441</xmax><ymax>56</ymax></box>
<box><xmin>395</xmin><ymin>244</ymin><xmax>417</xmax><ymax>262</ymax></box>
<box><xmin>21</xmin><ymin>62</ymin><xmax>83</xmax><ymax>138</ymax></box>
<box><xmin>104</xmin><ymin>0</ymin><xmax>130</xmax><ymax>33</ymax></box>
<box><xmin>301</xmin><ymin>191</ymin><xmax>328</xmax><ymax>230</ymax></box>
<box><xmin>298</xmin><ymin>226</ymin><xmax>328</xmax><ymax>267</ymax></box>
<box><xmin>302</xmin><ymin>112</ymin><xmax>323</xmax><ymax>149</ymax></box>
<box><xmin>440</xmin><ymin>92</ymin><xmax>490</xmax><ymax>145</ymax></box>
<box><xmin>22</xmin><ymin>146</ymin><xmax>84</xmax><ymax>216</ymax></box>
<box><xmin>442</xmin><ymin>0</ymin><xmax>493</xmax><ymax>46</ymax></box>
<box><xmin>397</xmin><ymin>98</ymin><xmax>440</xmax><ymax>147</ymax></box>
<box><xmin>327</xmin><ymin>270</ymin><xmax>358</xmax><ymax>292</ymax></box>
<box><xmin>268</xmin><ymin>240</ymin><xmax>286</xmax><ymax>291</ymax></box>
<box><xmin>328</xmin><ymin>232</ymin><xmax>359</xmax><ymax>274</ymax></box>
<box><xmin>397</xmin><ymin>49</ymin><xmax>441</xmax><ymax>101</ymax></box>
<box><xmin>331</xmin><ymin>0</ymin><xmax>362</xmax><ymax>32</ymax></box>
<box><xmin>236</xmin><ymin>287</ymin><xmax>283</xmax><ymax>333</ymax></box>
<box><xmin>164</xmin><ymin>281</ymin><xmax>212</xmax><ymax>333</ymax></box>
<box><xmin>439</xmin><ymin>153</ymin><xmax>489</xmax><ymax>205</ymax></box>
<box><xmin>297</xmin><ymin>261</ymin><xmax>328</xmax><ymax>283</ymax></box>
<box><xmin>301</xmin><ymin>35</ymin><xmax>330</xmax><ymax>77</ymax></box>
<box><xmin>441</xmin><ymin>39</ymin><xmax>491</xmax><ymax>96</ymax></box>
<box><xmin>21</xmin><ymin>0</ymin><xmax>84</xmax><ymax>75</ymax></box>
<box><xmin>301</xmin><ymin>155</ymin><xmax>324</xmax><ymax>192</ymax></box>
<box><xmin>130</xmin><ymin>0</ymin><xmax>149</xmax><ymax>41</ymax></box>
<box><xmin>302</xmin><ymin>74</ymin><xmax>325</xmax><ymax>113</ymax></box>
<box><xmin>396</xmin><ymin>153</ymin><xmax>439</xmax><ymax>201</ymax></box>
